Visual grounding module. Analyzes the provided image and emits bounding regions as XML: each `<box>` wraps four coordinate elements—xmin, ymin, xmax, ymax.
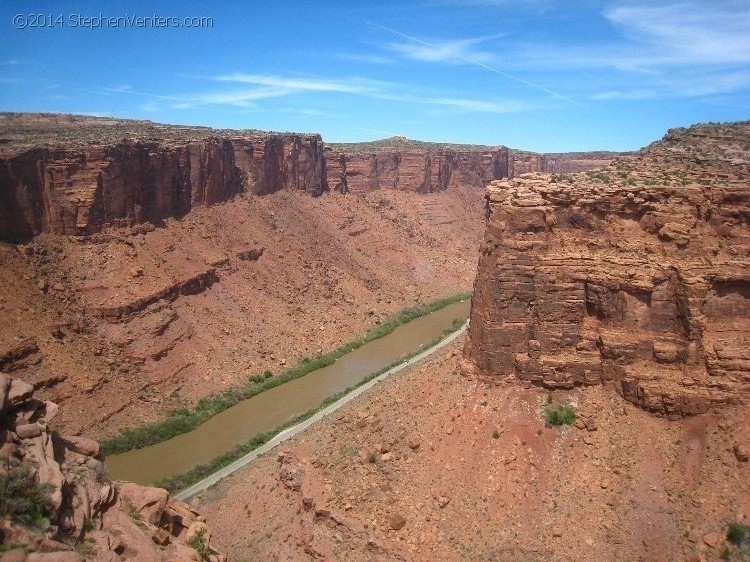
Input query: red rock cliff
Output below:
<box><xmin>324</xmin><ymin>147</ymin><xmax>510</xmax><ymax>193</ymax></box>
<box><xmin>0</xmin><ymin>114</ymin><xmax>326</xmax><ymax>240</ymax></box>
<box><xmin>0</xmin><ymin>373</ymin><xmax>225</xmax><ymax>560</ymax></box>
<box><xmin>0</xmin><ymin>114</ymin><xmax>620</xmax><ymax>241</ymax></box>
<box><xmin>463</xmin><ymin>122</ymin><xmax>750</xmax><ymax>417</ymax></box>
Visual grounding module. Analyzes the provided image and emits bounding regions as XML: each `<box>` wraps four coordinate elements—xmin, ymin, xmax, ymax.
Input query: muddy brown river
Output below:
<box><xmin>106</xmin><ymin>299</ymin><xmax>470</xmax><ymax>485</ymax></box>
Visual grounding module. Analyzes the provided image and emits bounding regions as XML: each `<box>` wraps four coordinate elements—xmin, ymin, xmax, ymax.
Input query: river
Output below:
<box><xmin>106</xmin><ymin>299</ymin><xmax>470</xmax><ymax>484</ymax></box>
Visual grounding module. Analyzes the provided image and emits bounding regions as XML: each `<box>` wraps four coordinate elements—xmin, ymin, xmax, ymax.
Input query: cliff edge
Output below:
<box><xmin>463</xmin><ymin>121</ymin><xmax>750</xmax><ymax>416</ymax></box>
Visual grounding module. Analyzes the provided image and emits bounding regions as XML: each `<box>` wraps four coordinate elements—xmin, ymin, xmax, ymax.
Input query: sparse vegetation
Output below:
<box><xmin>154</xmin><ymin>316</ymin><xmax>468</xmax><ymax>493</ymax></box>
<box><xmin>123</xmin><ymin>500</ymin><xmax>143</xmax><ymax>524</ymax></box>
<box><xmin>187</xmin><ymin>528</ymin><xmax>211</xmax><ymax>561</ymax></box>
<box><xmin>0</xmin><ymin>459</ymin><xmax>53</xmax><ymax>530</ymax></box>
<box><xmin>101</xmin><ymin>292</ymin><xmax>470</xmax><ymax>456</ymax></box>
<box><xmin>727</xmin><ymin>520</ymin><xmax>750</xmax><ymax>546</ymax></box>
<box><xmin>544</xmin><ymin>402</ymin><xmax>577</xmax><ymax>427</ymax></box>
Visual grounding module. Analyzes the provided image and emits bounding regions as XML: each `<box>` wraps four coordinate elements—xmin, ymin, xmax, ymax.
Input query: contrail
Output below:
<box><xmin>367</xmin><ymin>21</ymin><xmax>581</xmax><ymax>106</ymax></box>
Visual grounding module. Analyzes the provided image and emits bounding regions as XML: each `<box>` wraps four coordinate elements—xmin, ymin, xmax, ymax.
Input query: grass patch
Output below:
<box><xmin>100</xmin><ymin>292</ymin><xmax>470</xmax><ymax>456</ymax></box>
<box><xmin>0</xmin><ymin>458</ymin><xmax>54</xmax><ymax>530</ymax></box>
<box><xmin>545</xmin><ymin>402</ymin><xmax>577</xmax><ymax>427</ymax></box>
<box><xmin>187</xmin><ymin>528</ymin><xmax>211</xmax><ymax>561</ymax></box>
<box><xmin>154</xmin><ymin>317</ymin><xmax>467</xmax><ymax>493</ymax></box>
<box><xmin>727</xmin><ymin>521</ymin><xmax>750</xmax><ymax>546</ymax></box>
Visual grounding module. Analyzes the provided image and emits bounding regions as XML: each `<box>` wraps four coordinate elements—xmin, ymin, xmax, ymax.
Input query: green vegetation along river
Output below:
<box><xmin>106</xmin><ymin>299</ymin><xmax>470</xmax><ymax>485</ymax></box>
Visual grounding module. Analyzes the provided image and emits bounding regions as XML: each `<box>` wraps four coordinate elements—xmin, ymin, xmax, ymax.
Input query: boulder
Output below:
<box><xmin>61</xmin><ymin>435</ymin><xmax>101</xmax><ymax>459</ymax></box>
<box><xmin>15</xmin><ymin>423</ymin><xmax>42</xmax><ymax>439</ymax></box>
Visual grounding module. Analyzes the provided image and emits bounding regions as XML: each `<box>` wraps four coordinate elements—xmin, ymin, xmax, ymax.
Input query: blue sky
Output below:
<box><xmin>0</xmin><ymin>1</ymin><xmax>748</xmax><ymax>151</ymax></box>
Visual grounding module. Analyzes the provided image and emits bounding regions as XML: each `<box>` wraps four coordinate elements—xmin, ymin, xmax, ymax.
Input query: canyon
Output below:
<box><xmin>0</xmin><ymin>113</ymin><xmax>617</xmax><ymax>440</ymax></box>
<box><xmin>1</xmin><ymin>113</ymin><xmax>748</xmax><ymax>560</ymax></box>
<box><xmin>0</xmin><ymin>113</ymin><xmax>617</xmax><ymax>241</ymax></box>
<box><xmin>194</xmin><ymin>122</ymin><xmax>749</xmax><ymax>561</ymax></box>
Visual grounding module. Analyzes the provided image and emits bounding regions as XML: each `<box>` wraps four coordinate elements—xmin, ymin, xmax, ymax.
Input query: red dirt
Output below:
<box><xmin>197</xmin><ymin>337</ymin><xmax>750</xmax><ymax>561</ymax></box>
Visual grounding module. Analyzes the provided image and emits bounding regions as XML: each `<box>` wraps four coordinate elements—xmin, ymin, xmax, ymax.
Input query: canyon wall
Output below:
<box><xmin>0</xmin><ymin>113</ymin><xmax>620</xmax><ymax>241</ymax></box>
<box><xmin>510</xmin><ymin>151</ymin><xmax>621</xmax><ymax>176</ymax></box>
<box><xmin>324</xmin><ymin>147</ymin><xmax>509</xmax><ymax>193</ymax></box>
<box><xmin>463</xmin><ymin>124</ymin><xmax>750</xmax><ymax>417</ymax></box>
<box><xmin>0</xmin><ymin>134</ymin><xmax>327</xmax><ymax>240</ymax></box>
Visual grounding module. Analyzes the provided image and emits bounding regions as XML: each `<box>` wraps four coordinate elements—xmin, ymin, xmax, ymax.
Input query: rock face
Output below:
<box><xmin>510</xmin><ymin>151</ymin><xmax>621</xmax><ymax>175</ymax></box>
<box><xmin>463</xmin><ymin>122</ymin><xmax>750</xmax><ymax>417</ymax></box>
<box><xmin>324</xmin><ymin>147</ymin><xmax>510</xmax><ymax>194</ymax></box>
<box><xmin>0</xmin><ymin>114</ymin><xmax>621</xmax><ymax>241</ymax></box>
<box><xmin>0</xmin><ymin>372</ymin><xmax>225</xmax><ymax>561</ymax></box>
<box><xmin>0</xmin><ymin>114</ymin><xmax>326</xmax><ymax>240</ymax></box>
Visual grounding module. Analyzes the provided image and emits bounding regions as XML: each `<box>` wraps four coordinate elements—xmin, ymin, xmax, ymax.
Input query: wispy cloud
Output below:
<box><xmin>425</xmin><ymin>97</ymin><xmax>530</xmax><ymax>113</ymax></box>
<box><xmin>367</xmin><ymin>21</ymin><xmax>580</xmax><ymax>105</ymax></box>
<box><xmin>104</xmin><ymin>71</ymin><xmax>536</xmax><ymax>115</ymax></box>
<box><xmin>335</xmin><ymin>53</ymin><xmax>395</xmax><ymax>65</ymax></box>
<box><xmin>215</xmin><ymin>72</ymin><xmax>384</xmax><ymax>94</ymax></box>
<box><xmin>604</xmin><ymin>2</ymin><xmax>750</xmax><ymax>68</ymax></box>
<box><xmin>384</xmin><ymin>34</ymin><xmax>500</xmax><ymax>64</ymax></box>
<box><xmin>172</xmin><ymin>87</ymin><xmax>288</xmax><ymax>109</ymax></box>
<box><xmin>487</xmin><ymin>2</ymin><xmax>750</xmax><ymax>101</ymax></box>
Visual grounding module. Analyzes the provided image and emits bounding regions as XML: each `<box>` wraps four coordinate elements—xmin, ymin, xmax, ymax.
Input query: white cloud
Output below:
<box><xmin>421</xmin><ymin>96</ymin><xmax>531</xmax><ymax>113</ymax></box>
<box><xmin>214</xmin><ymin>73</ymin><xmax>385</xmax><ymax>94</ymax></box>
<box><xmin>103</xmin><ymin>71</ymin><xmax>538</xmax><ymax>115</ymax></box>
<box><xmin>172</xmin><ymin>87</ymin><xmax>289</xmax><ymax>108</ymax></box>
<box><xmin>335</xmin><ymin>53</ymin><xmax>395</xmax><ymax>65</ymax></box>
<box><xmin>368</xmin><ymin>21</ymin><xmax>580</xmax><ymax>105</ymax></box>
<box><xmin>604</xmin><ymin>2</ymin><xmax>750</xmax><ymax>68</ymax></box>
<box><xmin>385</xmin><ymin>35</ymin><xmax>498</xmax><ymax>65</ymax></box>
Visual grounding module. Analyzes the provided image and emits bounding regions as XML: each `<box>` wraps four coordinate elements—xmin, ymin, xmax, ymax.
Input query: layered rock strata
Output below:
<box><xmin>1</xmin><ymin>114</ymin><xmax>621</xmax><ymax>240</ymax></box>
<box><xmin>323</xmin><ymin>147</ymin><xmax>510</xmax><ymax>194</ymax></box>
<box><xmin>0</xmin><ymin>134</ymin><xmax>326</xmax><ymax>240</ymax></box>
<box><xmin>0</xmin><ymin>372</ymin><xmax>225</xmax><ymax>560</ymax></box>
<box><xmin>464</xmin><ymin>124</ymin><xmax>750</xmax><ymax>416</ymax></box>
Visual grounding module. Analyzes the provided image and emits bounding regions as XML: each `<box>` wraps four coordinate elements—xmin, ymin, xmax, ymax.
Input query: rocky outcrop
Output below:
<box><xmin>0</xmin><ymin>372</ymin><xmax>225</xmax><ymax>560</ymax></box>
<box><xmin>323</xmin><ymin>147</ymin><xmax>510</xmax><ymax>194</ymax></box>
<box><xmin>463</xmin><ymin>123</ymin><xmax>750</xmax><ymax>417</ymax></box>
<box><xmin>0</xmin><ymin>116</ymin><xmax>327</xmax><ymax>240</ymax></box>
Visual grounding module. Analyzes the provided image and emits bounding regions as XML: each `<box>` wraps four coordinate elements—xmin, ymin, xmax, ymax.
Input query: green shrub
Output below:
<box><xmin>187</xmin><ymin>528</ymin><xmax>210</xmax><ymax>561</ymax></box>
<box><xmin>727</xmin><ymin>520</ymin><xmax>750</xmax><ymax>545</ymax></box>
<box><xmin>545</xmin><ymin>403</ymin><xmax>577</xmax><ymax>427</ymax></box>
<box><xmin>155</xmin><ymin>314</ymin><xmax>469</xmax><ymax>493</ymax></box>
<box><xmin>0</xmin><ymin>459</ymin><xmax>54</xmax><ymax>529</ymax></box>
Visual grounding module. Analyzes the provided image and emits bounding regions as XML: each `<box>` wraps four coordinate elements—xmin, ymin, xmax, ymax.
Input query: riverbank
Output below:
<box><xmin>100</xmin><ymin>292</ymin><xmax>470</xmax><ymax>457</ymax></box>
<box><xmin>168</xmin><ymin>318</ymin><xmax>468</xmax><ymax>497</ymax></box>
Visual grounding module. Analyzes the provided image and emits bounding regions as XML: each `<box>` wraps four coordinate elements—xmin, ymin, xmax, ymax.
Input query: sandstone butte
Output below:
<box><xmin>462</xmin><ymin>122</ymin><xmax>750</xmax><ymax>417</ymax></box>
